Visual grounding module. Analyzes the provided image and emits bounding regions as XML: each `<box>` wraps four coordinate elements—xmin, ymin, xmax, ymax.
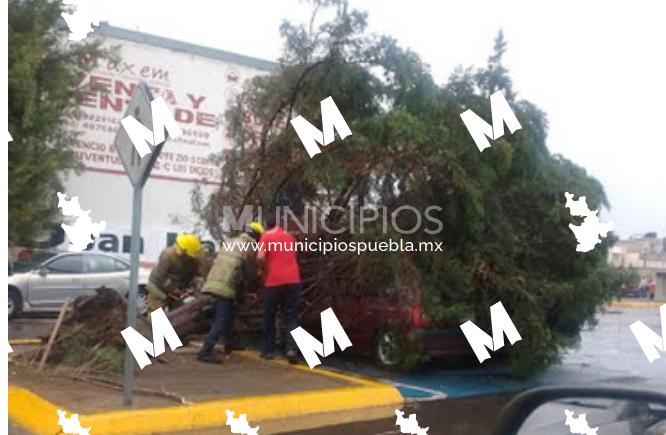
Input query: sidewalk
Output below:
<box><xmin>609</xmin><ymin>299</ymin><xmax>664</xmax><ymax>309</ymax></box>
<box><xmin>9</xmin><ymin>347</ymin><xmax>403</xmax><ymax>434</ymax></box>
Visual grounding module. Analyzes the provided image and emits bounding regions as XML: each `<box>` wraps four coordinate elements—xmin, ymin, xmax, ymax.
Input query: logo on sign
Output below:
<box><xmin>120</xmin><ymin>96</ymin><xmax>182</xmax><ymax>158</ymax></box>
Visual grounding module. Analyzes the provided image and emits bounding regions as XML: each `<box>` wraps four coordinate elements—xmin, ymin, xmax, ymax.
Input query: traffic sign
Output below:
<box><xmin>112</xmin><ymin>81</ymin><xmax>171</xmax><ymax>407</ymax></box>
<box><xmin>113</xmin><ymin>82</ymin><xmax>165</xmax><ymax>187</ymax></box>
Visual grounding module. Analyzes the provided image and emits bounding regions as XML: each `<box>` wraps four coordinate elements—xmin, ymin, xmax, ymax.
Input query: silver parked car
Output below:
<box><xmin>8</xmin><ymin>251</ymin><xmax>151</xmax><ymax>318</ymax></box>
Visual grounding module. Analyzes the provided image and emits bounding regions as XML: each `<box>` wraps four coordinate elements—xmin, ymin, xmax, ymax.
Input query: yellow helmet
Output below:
<box><xmin>249</xmin><ymin>221</ymin><xmax>265</xmax><ymax>236</ymax></box>
<box><xmin>176</xmin><ymin>233</ymin><xmax>202</xmax><ymax>258</ymax></box>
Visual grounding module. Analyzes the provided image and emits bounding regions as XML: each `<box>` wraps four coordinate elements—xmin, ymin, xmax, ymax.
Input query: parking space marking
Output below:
<box><xmin>384</xmin><ymin>380</ymin><xmax>447</xmax><ymax>401</ymax></box>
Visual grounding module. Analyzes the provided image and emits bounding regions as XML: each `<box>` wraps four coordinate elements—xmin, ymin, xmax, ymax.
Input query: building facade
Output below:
<box><xmin>608</xmin><ymin>235</ymin><xmax>666</xmax><ymax>300</ymax></box>
<box><xmin>60</xmin><ymin>23</ymin><xmax>275</xmax><ymax>264</ymax></box>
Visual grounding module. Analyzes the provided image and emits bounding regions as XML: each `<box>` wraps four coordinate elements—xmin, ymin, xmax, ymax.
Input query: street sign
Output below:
<box><xmin>112</xmin><ymin>81</ymin><xmax>168</xmax><ymax>407</ymax></box>
<box><xmin>113</xmin><ymin>82</ymin><xmax>165</xmax><ymax>187</ymax></box>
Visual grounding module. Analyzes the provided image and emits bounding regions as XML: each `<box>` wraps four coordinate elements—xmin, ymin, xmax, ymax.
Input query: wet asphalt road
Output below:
<box><xmin>289</xmin><ymin>394</ymin><xmax>514</xmax><ymax>435</ymax></box>
<box><xmin>289</xmin><ymin>304</ymin><xmax>666</xmax><ymax>434</ymax></box>
<box><xmin>8</xmin><ymin>316</ymin><xmax>55</xmax><ymax>340</ymax></box>
<box><xmin>540</xmin><ymin>305</ymin><xmax>666</xmax><ymax>389</ymax></box>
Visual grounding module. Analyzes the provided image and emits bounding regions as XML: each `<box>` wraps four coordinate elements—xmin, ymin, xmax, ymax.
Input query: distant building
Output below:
<box><xmin>658</xmin><ymin>274</ymin><xmax>666</xmax><ymax>302</ymax></box>
<box><xmin>608</xmin><ymin>234</ymin><xmax>666</xmax><ymax>300</ymax></box>
<box><xmin>59</xmin><ymin>22</ymin><xmax>276</xmax><ymax>264</ymax></box>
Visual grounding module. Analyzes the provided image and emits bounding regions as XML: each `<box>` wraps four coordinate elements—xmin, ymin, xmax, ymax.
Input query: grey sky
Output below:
<box><xmin>85</xmin><ymin>0</ymin><xmax>665</xmax><ymax>238</ymax></box>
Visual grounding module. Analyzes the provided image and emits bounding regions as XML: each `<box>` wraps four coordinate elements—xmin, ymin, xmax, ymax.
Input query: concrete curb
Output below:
<box><xmin>609</xmin><ymin>300</ymin><xmax>664</xmax><ymax>309</ymax></box>
<box><xmin>8</xmin><ymin>338</ymin><xmax>42</xmax><ymax>345</ymax></box>
<box><xmin>9</xmin><ymin>352</ymin><xmax>404</xmax><ymax>434</ymax></box>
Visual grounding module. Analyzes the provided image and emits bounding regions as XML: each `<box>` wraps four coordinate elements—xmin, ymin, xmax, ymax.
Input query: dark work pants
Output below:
<box><xmin>204</xmin><ymin>296</ymin><xmax>235</xmax><ymax>349</ymax></box>
<box><xmin>262</xmin><ymin>284</ymin><xmax>301</xmax><ymax>355</ymax></box>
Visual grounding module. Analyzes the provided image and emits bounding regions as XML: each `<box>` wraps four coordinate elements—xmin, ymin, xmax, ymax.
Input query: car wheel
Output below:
<box><xmin>375</xmin><ymin>328</ymin><xmax>405</xmax><ymax>369</ymax></box>
<box><xmin>8</xmin><ymin>288</ymin><xmax>22</xmax><ymax>320</ymax></box>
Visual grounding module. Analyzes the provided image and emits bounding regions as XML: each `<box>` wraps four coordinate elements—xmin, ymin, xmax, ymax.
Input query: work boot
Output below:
<box><xmin>286</xmin><ymin>350</ymin><xmax>299</xmax><ymax>365</ymax></box>
<box><xmin>197</xmin><ymin>342</ymin><xmax>223</xmax><ymax>364</ymax></box>
<box><xmin>224</xmin><ymin>342</ymin><xmax>246</xmax><ymax>355</ymax></box>
<box><xmin>198</xmin><ymin>352</ymin><xmax>223</xmax><ymax>364</ymax></box>
<box><xmin>260</xmin><ymin>351</ymin><xmax>277</xmax><ymax>361</ymax></box>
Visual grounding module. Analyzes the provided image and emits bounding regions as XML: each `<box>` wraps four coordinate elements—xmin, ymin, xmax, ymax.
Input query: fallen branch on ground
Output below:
<box><xmin>64</xmin><ymin>374</ymin><xmax>193</xmax><ymax>404</ymax></box>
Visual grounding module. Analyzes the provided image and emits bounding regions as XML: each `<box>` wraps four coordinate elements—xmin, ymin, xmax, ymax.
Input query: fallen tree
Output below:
<box><xmin>193</xmin><ymin>0</ymin><xmax>617</xmax><ymax>376</ymax></box>
<box><xmin>44</xmin><ymin>288</ymin><xmax>130</xmax><ymax>375</ymax></box>
<box><xmin>43</xmin><ymin>288</ymin><xmax>215</xmax><ymax>374</ymax></box>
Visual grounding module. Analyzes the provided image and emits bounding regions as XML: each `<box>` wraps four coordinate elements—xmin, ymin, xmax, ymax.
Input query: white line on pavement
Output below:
<box><xmin>384</xmin><ymin>380</ymin><xmax>448</xmax><ymax>401</ymax></box>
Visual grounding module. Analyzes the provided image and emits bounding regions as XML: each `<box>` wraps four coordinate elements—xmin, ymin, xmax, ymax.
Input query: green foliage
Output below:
<box><xmin>602</xmin><ymin>265</ymin><xmax>641</xmax><ymax>298</ymax></box>
<box><xmin>9</xmin><ymin>0</ymin><xmax>110</xmax><ymax>246</ymax></box>
<box><xmin>58</xmin><ymin>324</ymin><xmax>123</xmax><ymax>376</ymax></box>
<box><xmin>199</xmin><ymin>0</ymin><xmax>616</xmax><ymax>375</ymax></box>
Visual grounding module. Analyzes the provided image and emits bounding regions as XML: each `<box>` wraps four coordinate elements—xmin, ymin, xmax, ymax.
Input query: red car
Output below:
<box><xmin>300</xmin><ymin>285</ymin><xmax>473</xmax><ymax>368</ymax></box>
<box><xmin>621</xmin><ymin>286</ymin><xmax>646</xmax><ymax>298</ymax></box>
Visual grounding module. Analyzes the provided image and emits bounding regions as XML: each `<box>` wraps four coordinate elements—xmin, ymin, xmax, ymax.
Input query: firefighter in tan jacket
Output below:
<box><xmin>147</xmin><ymin>234</ymin><xmax>205</xmax><ymax>312</ymax></box>
<box><xmin>198</xmin><ymin>222</ymin><xmax>263</xmax><ymax>363</ymax></box>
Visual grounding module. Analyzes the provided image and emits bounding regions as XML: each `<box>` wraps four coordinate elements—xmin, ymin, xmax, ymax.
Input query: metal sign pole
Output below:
<box><xmin>122</xmin><ymin>183</ymin><xmax>143</xmax><ymax>406</ymax></box>
<box><xmin>114</xmin><ymin>82</ymin><xmax>166</xmax><ymax>407</ymax></box>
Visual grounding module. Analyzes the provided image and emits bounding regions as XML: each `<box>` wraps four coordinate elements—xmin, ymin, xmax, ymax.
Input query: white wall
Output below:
<box><xmin>61</xmin><ymin>31</ymin><xmax>271</xmax><ymax>263</ymax></box>
<box><xmin>63</xmin><ymin>171</ymin><xmax>216</xmax><ymax>264</ymax></box>
<box><xmin>657</xmin><ymin>273</ymin><xmax>666</xmax><ymax>301</ymax></box>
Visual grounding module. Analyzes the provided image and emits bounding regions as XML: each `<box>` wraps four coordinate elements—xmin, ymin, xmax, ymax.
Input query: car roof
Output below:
<box><xmin>51</xmin><ymin>251</ymin><xmax>128</xmax><ymax>261</ymax></box>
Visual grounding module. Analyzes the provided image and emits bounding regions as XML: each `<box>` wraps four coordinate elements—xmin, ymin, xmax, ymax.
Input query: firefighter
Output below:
<box><xmin>146</xmin><ymin>233</ymin><xmax>205</xmax><ymax>312</ymax></box>
<box><xmin>198</xmin><ymin>222</ymin><xmax>263</xmax><ymax>363</ymax></box>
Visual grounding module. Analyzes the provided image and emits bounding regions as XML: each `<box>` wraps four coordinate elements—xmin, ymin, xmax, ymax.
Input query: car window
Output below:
<box><xmin>85</xmin><ymin>255</ymin><xmax>117</xmax><ymax>273</ymax></box>
<box><xmin>12</xmin><ymin>252</ymin><xmax>57</xmax><ymax>273</ymax></box>
<box><xmin>46</xmin><ymin>255</ymin><xmax>84</xmax><ymax>274</ymax></box>
<box><xmin>115</xmin><ymin>259</ymin><xmax>129</xmax><ymax>272</ymax></box>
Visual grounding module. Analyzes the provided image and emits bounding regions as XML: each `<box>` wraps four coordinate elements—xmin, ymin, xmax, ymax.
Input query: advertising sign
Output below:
<box><xmin>65</xmin><ymin>35</ymin><xmax>270</xmax><ymax>185</ymax></box>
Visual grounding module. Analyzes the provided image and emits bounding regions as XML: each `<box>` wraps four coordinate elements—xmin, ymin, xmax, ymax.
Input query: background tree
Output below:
<box><xmin>197</xmin><ymin>0</ymin><xmax>616</xmax><ymax>375</ymax></box>
<box><xmin>9</xmin><ymin>0</ymin><xmax>110</xmax><ymax>246</ymax></box>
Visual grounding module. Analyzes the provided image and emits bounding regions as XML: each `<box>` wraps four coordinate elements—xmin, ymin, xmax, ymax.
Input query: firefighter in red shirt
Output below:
<box><xmin>257</xmin><ymin>213</ymin><xmax>301</xmax><ymax>364</ymax></box>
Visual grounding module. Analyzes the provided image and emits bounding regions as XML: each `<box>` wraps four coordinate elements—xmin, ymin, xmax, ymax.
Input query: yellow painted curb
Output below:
<box><xmin>9</xmin><ymin>386</ymin><xmax>63</xmax><ymax>434</ymax></box>
<box><xmin>609</xmin><ymin>300</ymin><xmax>665</xmax><ymax>309</ymax></box>
<box><xmin>236</xmin><ymin>350</ymin><xmax>382</xmax><ymax>387</ymax></box>
<box><xmin>9</xmin><ymin>338</ymin><xmax>42</xmax><ymax>345</ymax></box>
<box><xmin>9</xmin><ymin>352</ymin><xmax>403</xmax><ymax>434</ymax></box>
<box><xmin>86</xmin><ymin>385</ymin><xmax>402</xmax><ymax>434</ymax></box>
